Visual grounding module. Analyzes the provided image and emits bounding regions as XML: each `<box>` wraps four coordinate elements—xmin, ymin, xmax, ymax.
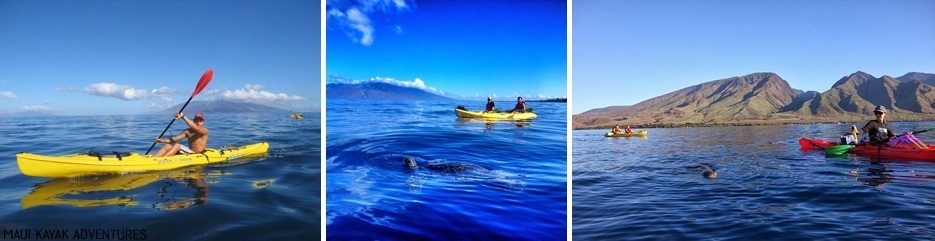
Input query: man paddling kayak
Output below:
<box><xmin>154</xmin><ymin>112</ymin><xmax>209</xmax><ymax>157</ymax></box>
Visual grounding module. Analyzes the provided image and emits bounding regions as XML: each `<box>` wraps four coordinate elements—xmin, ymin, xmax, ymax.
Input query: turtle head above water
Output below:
<box><xmin>404</xmin><ymin>157</ymin><xmax>417</xmax><ymax>168</ymax></box>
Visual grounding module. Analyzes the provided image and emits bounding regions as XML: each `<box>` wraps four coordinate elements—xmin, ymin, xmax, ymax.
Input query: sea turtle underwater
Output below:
<box><xmin>404</xmin><ymin>157</ymin><xmax>492</xmax><ymax>173</ymax></box>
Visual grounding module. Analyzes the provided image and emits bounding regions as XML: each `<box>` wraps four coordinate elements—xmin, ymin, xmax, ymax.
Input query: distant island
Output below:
<box><xmin>326</xmin><ymin>82</ymin><xmax>454</xmax><ymax>101</ymax></box>
<box><xmin>529</xmin><ymin>98</ymin><xmax>567</xmax><ymax>102</ymax></box>
<box><xmin>156</xmin><ymin>100</ymin><xmax>291</xmax><ymax>115</ymax></box>
<box><xmin>574</xmin><ymin>71</ymin><xmax>935</xmax><ymax>130</ymax></box>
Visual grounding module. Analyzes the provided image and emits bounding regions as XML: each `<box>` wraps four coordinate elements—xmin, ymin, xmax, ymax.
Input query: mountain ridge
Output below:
<box><xmin>574</xmin><ymin>71</ymin><xmax>935</xmax><ymax>129</ymax></box>
<box><xmin>156</xmin><ymin>100</ymin><xmax>290</xmax><ymax>115</ymax></box>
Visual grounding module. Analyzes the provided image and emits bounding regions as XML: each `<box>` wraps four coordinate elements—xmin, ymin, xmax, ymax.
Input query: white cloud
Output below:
<box><xmin>85</xmin><ymin>83</ymin><xmax>150</xmax><ymax>100</ymax></box>
<box><xmin>1</xmin><ymin>91</ymin><xmax>16</xmax><ymax>99</ymax></box>
<box><xmin>150</xmin><ymin>86</ymin><xmax>176</xmax><ymax>101</ymax></box>
<box><xmin>22</xmin><ymin>105</ymin><xmax>52</xmax><ymax>111</ymax></box>
<box><xmin>55</xmin><ymin>87</ymin><xmax>81</xmax><ymax>92</ymax></box>
<box><xmin>213</xmin><ymin>84</ymin><xmax>305</xmax><ymax>103</ymax></box>
<box><xmin>151</xmin><ymin>86</ymin><xmax>177</xmax><ymax>95</ymax></box>
<box><xmin>85</xmin><ymin>83</ymin><xmax>175</xmax><ymax>101</ymax></box>
<box><xmin>43</xmin><ymin>100</ymin><xmax>51</xmax><ymax>105</ymax></box>
<box><xmin>245</xmin><ymin>84</ymin><xmax>265</xmax><ymax>91</ymax></box>
<box><xmin>328</xmin><ymin>0</ymin><xmax>413</xmax><ymax>46</ymax></box>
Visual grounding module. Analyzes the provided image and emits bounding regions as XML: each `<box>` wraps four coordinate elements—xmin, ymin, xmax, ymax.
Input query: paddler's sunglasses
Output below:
<box><xmin>874</xmin><ymin>112</ymin><xmax>884</xmax><ymax>116</ymax></box>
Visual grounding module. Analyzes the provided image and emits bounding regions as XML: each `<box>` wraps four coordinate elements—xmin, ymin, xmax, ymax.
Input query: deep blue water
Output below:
<box><xmin>573</xmin><ymin>122</ymin><xmax>935</xmax><ymax>240</ymax></box>
<box><xmin>0</xmin><ymin>113</ymin><xmax>320</xmax><ymax>240</ymax></box>
<box><xmin>326</xmin><ymin>99</ymin><xmax>567</xmax><ymax>240</ymax></box>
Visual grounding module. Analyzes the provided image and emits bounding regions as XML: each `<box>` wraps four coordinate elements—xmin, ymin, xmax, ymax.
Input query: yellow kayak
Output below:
<box><xmin>455</xmin><ymin>108</ymin><xmax>537</xmax><ymax>120</ymax></box>
<box><xmin>16</xmin><ymin>142</ymin><xmax>269</xmax><ymax>178</ymax></box>
<box><xmin>605</xmin><ymin>130</ymin><xmax>648</xmax><ymax>137</ymax></box>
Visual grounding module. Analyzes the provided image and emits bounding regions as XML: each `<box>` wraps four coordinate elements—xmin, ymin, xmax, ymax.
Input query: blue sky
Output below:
<box><xmin>326</xmin><ymin>0</ymin><xmax>567</xmax><ymax>101</ymax></box>
<box><xmin>0</xmin><ymin>0</ymin><xmax>320</xmax><ymax>116</ymax></box>
<box><xmin>573</xmin><ymin>0</ymin><xmax>935</xmax><ymax>114</ymax></box>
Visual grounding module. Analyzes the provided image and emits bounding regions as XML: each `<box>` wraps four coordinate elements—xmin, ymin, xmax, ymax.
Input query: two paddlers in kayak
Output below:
<box><xmin>154</xmin><ymin>112</ymin><xmax>210</xmax><ymax>157</ymax></box>
<box><xmin>611</xmin><ymin>124</ymin><xmax>633</xmax><ymax>134</ymax></box>
<box><xmin>482</xmin><ymin>96</ymin><xmax>527</xmax><ymax>113</ymax></box>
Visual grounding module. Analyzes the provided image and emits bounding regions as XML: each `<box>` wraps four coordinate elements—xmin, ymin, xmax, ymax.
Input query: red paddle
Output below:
<box><xmin>145</xmin><ymin>69</ymin><xmax>214</xmax><ymax>155</ymax></box>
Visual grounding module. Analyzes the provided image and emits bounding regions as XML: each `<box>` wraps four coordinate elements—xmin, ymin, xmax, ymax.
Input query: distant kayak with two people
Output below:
<box><xmin>455</xmin><ymin>97</ymin><xmax>537</xmax><ymax>120</ymax></box>
<box><xmin>605</xmin><ymin>130</ymin><xmax>648</xmax><ymax>137</ymax></box>
<box><xmin>605</xmin><ymin>124</ymin><xmax>646</xmax><ymax>137</ymax></box>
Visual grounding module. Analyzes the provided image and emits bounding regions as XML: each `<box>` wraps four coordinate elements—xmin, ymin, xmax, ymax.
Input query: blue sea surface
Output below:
<box><xmin>326</xmin><ymin>99</ymin><xmax>567</xmax><ymax>240</ymax></box>
<box><xmin>573</xmin><ymin>122</ymin><xmax>935</xmax><ymax>240</ymax></box>
<box><xmin>0</xmin><ymin>113</ymin><xmax>321</xmax><ymax>240</ymax></box>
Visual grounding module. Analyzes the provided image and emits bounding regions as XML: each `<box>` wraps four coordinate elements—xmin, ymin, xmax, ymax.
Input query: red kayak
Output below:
<box><xmin>799</xmin><ymin>137</ymin><xmax>935</xmax><ymax>161</ymax></box>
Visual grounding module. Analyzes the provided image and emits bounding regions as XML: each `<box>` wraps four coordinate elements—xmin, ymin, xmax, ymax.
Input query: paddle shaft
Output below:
<box><xmin>144</xmin><ymin>96</ymin><xmax>195</xmax><ymax>155</ymax></box>
<box><xmin>864</xmin><ymin>128</ymin><xmax>934</xmax><ymax>146</ymax></box>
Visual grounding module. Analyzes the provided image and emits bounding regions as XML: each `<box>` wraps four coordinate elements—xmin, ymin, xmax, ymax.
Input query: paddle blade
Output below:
<box><xmin>191</xmin><ymin>69</ymin><xmax>214</xmax><ymax>97</ymax></box>
<box><xmin>916</xmin><ymin>128</ymin><xmax>935</xmax><ymax>134</ymax></box>
<box><xmin>825</xmin><ymin>145</ymin><xmax>854</xmax><ymax>156</ymax></box>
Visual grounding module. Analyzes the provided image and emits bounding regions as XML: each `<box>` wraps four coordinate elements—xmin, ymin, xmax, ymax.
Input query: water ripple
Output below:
<box><xmin>573</xmin><ymin>123</ymin><xmax>935</xmax><ymax>240</ymax></box>
<box><xmin>0</xmin><ymin>113</ymin><xmax>320</xmax><ymax>240</ymax></box>
<box><xmin>327</xmin><ymin>99</ymin><xmax>566</xmax><ymax>240</ymax></box>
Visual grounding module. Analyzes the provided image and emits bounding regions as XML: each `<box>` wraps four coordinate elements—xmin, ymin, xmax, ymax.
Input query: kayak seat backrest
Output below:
<box><xmin>840</xmin><ymin>135</ymin><xmax>857</xmax><ymax>145</ymax></box>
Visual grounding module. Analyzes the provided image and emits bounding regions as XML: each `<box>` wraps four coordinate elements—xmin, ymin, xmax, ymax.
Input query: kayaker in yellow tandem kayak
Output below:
<box><xmin>507</xmin><ymin>96</ymin><xmax>527</xmax><ymax>113</ymax></box>
<box><xmin>154</xmin><ymin>112</ymin><xmax>209</xmax><ymax>157</ymax></box>
<box><xmin>483</xmin><ymin>97</ymin><xmax>496</xmax><ymax>113</ymax></box>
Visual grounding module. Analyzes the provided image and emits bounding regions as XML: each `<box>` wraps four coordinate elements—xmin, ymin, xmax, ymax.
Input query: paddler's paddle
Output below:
<box><xmin>865</xmin><ymin>127</ymin><xmax>935</xmax><ymax>145</ymax></box>
<box><xmin>145</xmin><ymin>69</ymin><xmax>214</xmax><ymax>155</ymax></box>
<box><xmin>825</xmin><ymin>129</ymin><xmax>859</xmax><ymax>155</ymax></box>
<box><xmin>825</xmin><ymin>145</ymin><xmax>854</xmax><ymax>155</ymax></box>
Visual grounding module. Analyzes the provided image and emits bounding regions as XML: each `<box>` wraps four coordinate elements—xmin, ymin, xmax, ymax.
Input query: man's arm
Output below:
<box><xmin>179</xmin><ymin>114</ymin><xmax>209</xmax><ymax>135</ymax></box>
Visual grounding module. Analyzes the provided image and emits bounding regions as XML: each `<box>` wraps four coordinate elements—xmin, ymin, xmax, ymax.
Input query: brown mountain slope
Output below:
<box><xmin>574</xmin><ymin>73</ymin><xmax>798</xmax><ymax>128</ymax></box>
<box><xmin>788</xmin><ymin>71</ymin><xmax>935</xmax><ymax>122</ymax></box>
<box><xmin>898</xmin><ymin>72</ymin><xmax>935</xmax><ymax>86</ymax></box>
<box><xmin>575</xmin><ymin>71</ymin><xmax>935</xmax><ymax>129</ymax></box>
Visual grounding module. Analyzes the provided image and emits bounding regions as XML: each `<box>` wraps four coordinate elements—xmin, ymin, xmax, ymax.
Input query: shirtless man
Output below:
<box><xmin>154</xmin><ymin>112</ymin><xmax>209</xmax><ymax>157</ymax></box>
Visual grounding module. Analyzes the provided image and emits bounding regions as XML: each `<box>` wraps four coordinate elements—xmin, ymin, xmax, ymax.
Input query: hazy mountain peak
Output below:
<box><xmin>157</xmin><ymin>100</ymin><xmax>288</xmax><ymax>114</ymax></box>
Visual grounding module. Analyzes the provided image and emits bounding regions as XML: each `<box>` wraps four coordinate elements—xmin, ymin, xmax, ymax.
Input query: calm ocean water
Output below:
<box><xmin>326</xmin><ymin>99</ymin><xmax>567</xmax><ymax>240</ymax></box>
<box><xmin>0</xmin><ymin>113</ymin><xmax>321</xmax><ymax>240</ymax></box>
<box><xmin>573</xmin><ymin>122</ymin><xmax>935</xmax><ymax>240</ymax></box>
